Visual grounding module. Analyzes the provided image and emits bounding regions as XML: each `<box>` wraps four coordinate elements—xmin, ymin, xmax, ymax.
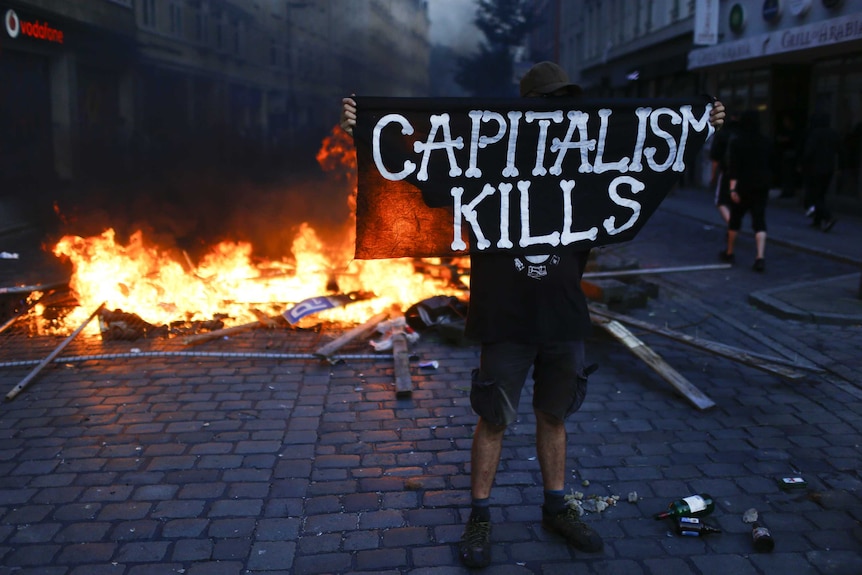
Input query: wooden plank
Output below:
<box><xmin>388</xmin><ymin>307</ymin><xmax>413</xmax><ymax>398</ymax></box>
<box><xmin>313</xmin><ymin>311</ymin><xmax>390</xmax><ymax>360</ymax></box>
<box><xmin>589</xmin><ymin>305</ymin><xmax>821</xmax><ymax>379</ymax></box>
<box><xmin>583</xmin><ymin>263</ymin><xmax>731</xmax><ymax>279</ymax></box>
<box><xmin>593</xmin><ymin>316</ymin><xmax>715</xmax><ymax>411</ymax></box>
<box><xmin>182</xmin><ymin>320</ymin><xmax>264</xmax><ymax>346</ymax></box>
<box><xmin>392</xmin><ymin>331</ymin><xmax>412</xmax><ymax>398</ymax></box>
<box><xmin>6</xmin><ymin>302</ymin><xmax>105</xmax><ymax>402</ymax></box>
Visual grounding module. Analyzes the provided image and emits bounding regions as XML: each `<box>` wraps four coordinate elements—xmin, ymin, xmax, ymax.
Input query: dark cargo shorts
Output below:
<box><xmin>469</xmin><ymin>340</ymin><xmax>594</xmax><ymax>426</ymax></box>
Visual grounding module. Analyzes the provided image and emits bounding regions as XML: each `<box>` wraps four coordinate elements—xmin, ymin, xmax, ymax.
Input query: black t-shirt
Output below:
<box><xmin>465</xmin><ymin>249</ymin><xmax>592</xmax><ymax>344</ymax></box>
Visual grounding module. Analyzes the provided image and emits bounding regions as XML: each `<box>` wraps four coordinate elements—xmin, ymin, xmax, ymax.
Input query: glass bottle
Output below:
<box><xmin>751</xmin><ymin>522</ymin><xmax>775</xmax><ymax>552</ymax></box>
<box><xmin>654</xmin><ymin>493</ymin><xmax>715</xmax><ymax>520</ymax></box>
<box><xmin>675</xmin><ymin>516</ymin><xmax>721</xmax><ymax>537</ymax></box>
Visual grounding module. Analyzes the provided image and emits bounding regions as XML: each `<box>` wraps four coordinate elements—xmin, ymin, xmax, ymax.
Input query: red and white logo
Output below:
<box><xmin>5</xmin><ymin>9</ymin><xmax>20</xmax><ymax>38</ymax></box>
<box><xmin>3</xmin><ymin>9</ymin><xmax>63</xmax><ymax>43</ymax></box>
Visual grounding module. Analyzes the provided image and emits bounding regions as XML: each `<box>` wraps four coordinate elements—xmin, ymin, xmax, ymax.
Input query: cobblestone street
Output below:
<box><xmin>0</xmin><ymin>188</ymin><xmax>860</xmax><ymax>574</ymax></box>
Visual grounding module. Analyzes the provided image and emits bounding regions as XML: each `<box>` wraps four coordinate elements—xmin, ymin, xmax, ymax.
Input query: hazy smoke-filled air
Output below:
<box><xmin>428</xmin><ymin>0</ymin><xmax>480</xmax><ymax>54</ymax></box>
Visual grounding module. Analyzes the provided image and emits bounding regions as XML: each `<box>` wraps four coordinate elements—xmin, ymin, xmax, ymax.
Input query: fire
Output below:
<box><xmin>36</xmin><ymin>126</ymin><xmax>467</xmax><ymax>335</ymax></box>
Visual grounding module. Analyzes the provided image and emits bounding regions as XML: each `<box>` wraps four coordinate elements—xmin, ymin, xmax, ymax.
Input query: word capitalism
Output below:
<box><xmin>368</xmin><ymin>102</ymin><xmax>714</xmax><ymax>254</ymax></box>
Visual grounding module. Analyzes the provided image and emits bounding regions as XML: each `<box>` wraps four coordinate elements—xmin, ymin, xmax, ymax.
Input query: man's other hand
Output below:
<box><xmin>710</xmin><ymin>100</ymin><xmax>726</xmax><ymax>130</ymax></box>
<box><xmin>341</xmin><ymin>96</ymin><xmax>357</xmax><ymax>136</ymax></box>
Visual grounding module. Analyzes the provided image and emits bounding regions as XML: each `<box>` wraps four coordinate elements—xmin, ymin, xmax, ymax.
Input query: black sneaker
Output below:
<box><xmin>753</xmin><ymin>258</ymin><xmax>765</xmax><ymax>272</ymax></box>
<box><xmin>459</xmin><ymin>515</ymin><xmax>491</xmax><ymax>568</ymax></box>
<box><xmin>719</xmin><ymin>250</ymin><xmax>735</xmax><ymax>264</ymax></box>
<box><xmin>542</xmin><ymin>507</ymin><xmax>604</xmax><ymax>552</ymax></box>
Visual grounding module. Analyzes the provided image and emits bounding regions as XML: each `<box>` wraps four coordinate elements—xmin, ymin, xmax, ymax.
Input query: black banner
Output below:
<box><xmin>353</xmin><ymin>96</ymin><xmax>715</xmax><ymax>259</ymax></box>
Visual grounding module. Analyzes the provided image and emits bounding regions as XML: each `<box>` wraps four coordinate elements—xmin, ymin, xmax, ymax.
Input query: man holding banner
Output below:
<box><xmin>340</xmin><ymin>61</ymin><xmax>725</xmax><ymax>568</ymax></box>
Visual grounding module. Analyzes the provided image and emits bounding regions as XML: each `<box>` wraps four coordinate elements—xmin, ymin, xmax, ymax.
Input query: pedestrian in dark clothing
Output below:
<box><xmin>722</xmin><ymin>109</ymin><xmax>774</xmax><ymax>272</ymax></box>
<box><xmin>837</xmin><ymin>122</ymin><xmax>862</xmax><ymax>200</ymax></box>
<box><xmin>800</xmin><ymin>113</ymin><xmax>839</xmax><ymax>232</ymax></box>
<box><xmin>708</xmin><ymin>110</ymin><xmax>741</xmax><ymax>225</ymax></box>
<box><xmin>340</xmin><ymin>66</ymin><xmax>726</xmax><ymax>569</ymax></box>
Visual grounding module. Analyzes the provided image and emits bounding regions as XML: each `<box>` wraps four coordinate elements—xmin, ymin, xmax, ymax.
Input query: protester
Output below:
<box><xmin>722</xmin><ymin>109</ymin><xmax>774</xmax><ymax>272</ymax></box>
<box><xmin>340</xmin><ymin>64</ymin><xmax>725</xmax><ymax>568</ymax></box>
<box><xmin>800</xmin><ymin>113</ymin><xmax>839</xmax><ymax>232</ymax></box>
<box><xmin>708</xmin><ymin>109</ymin><xmax>741</xmax><ymax>225</ymax></box>
<box><xmin>836</xmin><ymin>122</ymin><xmax>861</xmax><ymax>204</ymax></box>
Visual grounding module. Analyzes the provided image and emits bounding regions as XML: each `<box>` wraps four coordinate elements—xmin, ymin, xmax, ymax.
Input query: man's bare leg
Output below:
<box><xmin>726</xmin><ymin>229</ymin><xmax>737</xmax><ymax>255</ymax></box>
<box><xmin>535</xmin><ymin>409</ymin><xmax>604</xmax><ymax>552</ymax></box>
<box><xmin>460</xmin><ymin>417</ymin><xmax>505</xmax><ymax>568</ymax></box>
<box><xmin>755</xmin><ymin>230</ymin><xmax>766</xmax><ymax>259</ymax></box>
<box><xmin>535</xmin><ymin>410</ymin><xmax>566</xmax><ymax>491</ymax></box>
<box><xmin>471</xmin><ymin>417</ymin><xmax>506</xmax><ymax>498</ymax></box>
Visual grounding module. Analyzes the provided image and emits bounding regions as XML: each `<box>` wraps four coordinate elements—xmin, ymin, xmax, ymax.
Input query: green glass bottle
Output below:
<box><xmin>653</xmin><ymin>493</ymin><xmax>715</xmax><ymax>520</ymax></box>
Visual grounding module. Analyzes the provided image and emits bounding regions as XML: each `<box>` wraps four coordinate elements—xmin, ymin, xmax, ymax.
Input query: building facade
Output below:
<box><xmin>529</xmin><ymin>0</ymin><xmax>862</xmax><ymax>210</ymax></box>
<box><xmin>689</xmin><ymin>0</ymin><xmax>862</xmax><ymax>206</ymax></box>
<box><xmin>0</xmin><ymin>0</ymin><xmax>430</xmax><ymax>206</ymax></box>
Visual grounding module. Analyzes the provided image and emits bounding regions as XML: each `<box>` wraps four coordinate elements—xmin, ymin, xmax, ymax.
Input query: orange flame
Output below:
<box><xmin>38</xmin><ymin>126</ymin><xmax>466</xmax><ymax>335</ymax></box>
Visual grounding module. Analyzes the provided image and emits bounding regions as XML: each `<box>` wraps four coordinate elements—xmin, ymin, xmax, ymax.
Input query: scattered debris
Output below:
<box><xmin>6</xmin><ymin>302</ymin><xmax>106</xmax><ymax>401</ymax></box>
<box><xmin>282</xmin><ymin>292</ymin><xmax>372</xmax><ymax>325</ymax></box>
<box><xmin>742</xmin><ymin>508</ymin><xmax>759</xmax><ymax>523</ymax></box>
<box><xmin>313</xmin><ymin>311</ymin><xmax>389</xmax><ymax>361</ymax></box>
<box><xmin>388</xmin><ymin>306</ymin><xmax>414</xmax><ymax>398</ymax></box>
<box><xmin>590</xmin><ymin>304</ymin><xmax>821</xmax><ymax>379</ymax></box>
<box><xmin>181</xmin><ymin>316</ymin><xmax>275</xmax><ymax>346</ymax></box>
<box><xmin>369</xmin><ymin>316</ymin><xmax>419</xmax><ymax>351</ymax></box>
<box><xmin>592</xmin><ymin>315</ymin><xmax>716</xmax><ymax>411</ymax></box>
<box><xmin>565</xmin><ymin>491</ymin><xmax>620</xmax><ymax>515</ymax></box>
<box><xmin>99</xmin><ymin>308</ymin><xmax>168</xmax><ymax>340</ymax></box>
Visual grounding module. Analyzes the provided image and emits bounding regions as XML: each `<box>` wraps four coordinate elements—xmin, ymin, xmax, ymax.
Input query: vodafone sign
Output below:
<box><xmin>5</xmin><ymin>9</ymin><xmax>64</xmax><ymax>44</ymax></box>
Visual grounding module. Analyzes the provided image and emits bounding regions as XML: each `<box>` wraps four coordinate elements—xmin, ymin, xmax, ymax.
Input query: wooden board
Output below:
<box><xmin>313</xmin><ymin>311</ymin><xmax>390</xmax><ymax>360</ymax></box>
<box><xmin>392</xmin><ymin>332</ymin><xmax>412</xmax><ymax>398</ymax></box>
<box><xmin>589</xmin><ymin>305</ymin><xmax>820</xmax><ymax>379</ymax></box>
<box><xmin>594</xmin><ymin>316</ymin><xmax>716</xmax><ymax>411</ymax></box>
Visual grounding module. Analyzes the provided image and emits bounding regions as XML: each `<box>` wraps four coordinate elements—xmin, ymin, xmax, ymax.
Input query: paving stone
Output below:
<box><xmin>171</xmin><ymin>538</ymin><xmax>213</xmax><ymax>561</ymax></box>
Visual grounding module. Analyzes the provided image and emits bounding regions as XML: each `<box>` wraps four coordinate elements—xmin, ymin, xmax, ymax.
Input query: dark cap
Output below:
<box><xmin>519</xmin><ymin>61</ymin><xmax>583</xmax><ymax>97</ymax></box>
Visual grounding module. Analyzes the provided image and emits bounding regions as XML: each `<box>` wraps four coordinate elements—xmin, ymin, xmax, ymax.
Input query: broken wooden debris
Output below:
<box><xmin>313</xmin><ymin>311</ymin><xmax>390</xmax><ymax>361</ymax></box>
<box><xmin>592</xmin><ymin>315</ymin><xmax>716</xmax><ymax>411</ymax></box>
<box><xmin>388</xmin><ymin>306</ymin><xmax>413</xmax><ymax>398</ymax></box>
<box><xmin>589</xmin><ymin>305</ymin><xmax>822</xmax><ymax>379</ymax></box>
<box><xmin>583</xmin><ymin>263</ymin><xmax>732</xmax><ymax>279</ymax></box>
<box><xmin>250</xmin><ymin>308</ymin><xmax>280</xmax><ymax>328</ymax></box>
<box><xmin>99</xmin><ymin>308</ymin><xmax>168</xmax><ymax>340</ymax></box>
<box><xmin>182</xmin><ymin>315</ymin><xmax>277</xmax><ymax>346</ymax></box>
<box><xmin>6</xmin><ymin>302</ymin><xmax>106</xmax><ymax>402</ymax></box>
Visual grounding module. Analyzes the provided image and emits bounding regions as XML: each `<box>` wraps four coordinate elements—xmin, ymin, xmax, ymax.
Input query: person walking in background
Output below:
<box><xmin>800</xmin><ymin>113</ymin><xmax>839</xmax><ymax>232</ymax></box>
<box><xmin>722</xmin><ymin>109</ymin><xmax>775</xmax><ymax>272</ymax></box>
<box><xmin>775</xmin><ymin>112</ymin><xmax>801</xmax><ymax>199</ymax></box>
<box><xmin>836</xmin><ymin>122</ymin><xmax>862</xmax><ymax>204</ymax></box>
<box><xmin>340</xmin><ymin>67</ymin><xmax>725</xmax><ymax>569</ymax></box>
<box><xmin>708</xmin><ymin>109</ymin><xmax>741</xmax><ymax>226</ymax></box>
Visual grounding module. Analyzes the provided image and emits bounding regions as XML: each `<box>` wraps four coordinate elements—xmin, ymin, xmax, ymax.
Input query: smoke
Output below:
<box><xmin>49</xmin><ymin>169</ymin><xmax>354</xmax><ymax>268</ymax></box>
<box><xmin>428</xmin><ymin>0</ymin><xmax>480</xmax><ymax>54</ymax></box>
